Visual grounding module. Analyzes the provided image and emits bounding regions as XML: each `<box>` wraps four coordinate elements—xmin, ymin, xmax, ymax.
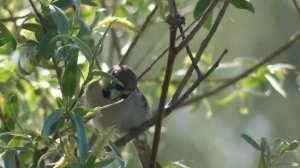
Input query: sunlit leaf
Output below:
<box><xmin>96</xmin><ymin>16</ymin><xmax>139</xmax><ymax>32</ymax></box>
<box><xmin>277</xmin><ymin>141</ymin><xmax>288</xmax><ymax>155</ymax></box>
<box><xmin>230</xmin><ymin>0</ymin><xmax>255</xmax><ymax>13</ymax></box>
<box><xmin>241</xmin><ymin>133</ymin><xmax>261</xmax><ymax>151</ymax></box>
<box><xmin>265</xmin><ymin>74</ymin><xmax>287</xmax><ymax>98</ymax></box>
<box><xmin>215</xmin><ymin>91</ymin><xmax>238</xmax><ymax>105</ymax></box>
<box><xmin>70</xmin><ymin>112</ymin><xmax>89</xmax><ymax>164</ymax></box>
<box><xmin>257</xmin><ymin>152</ymin><xmax>266</xmax><ymax>168</ymax></box>
<box><xmin>0</xmin><ymin>22</ymin><xmax>17</xmax><ymax>49</ymax></box>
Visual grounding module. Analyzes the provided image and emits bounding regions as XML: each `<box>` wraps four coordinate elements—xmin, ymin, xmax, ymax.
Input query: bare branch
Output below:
<box><xmin>170</xmin><ymin>0</ymin><xmax>230</xmax><ymax>104</ymax></box>
<box><xmin>293</xmin><ymin>0</ymin><xmax>300</xmax><ymax>18</ymax></box>
<box><xmin>0</xmin><ymin>13</ymin><xmax>31</xmax><ymax>22</ymax></box>
<box><xmin>150</xmin><ymin>10</ymin><xmax>179</xmax><ymax>168</ymax></box>
<box><xmin>137</xmin><ymin>0</ymin><xmax>219</xmax><ymax>81</ymax></box>
<box><xmin>178</xmin><ymin>29</ymin><xmax>300</xmax><ymax>108</ymax></box>
<box><xmin>170</xmin><ymin>49</ymin><xmax>228</xmax><ymax>107</ymax></box>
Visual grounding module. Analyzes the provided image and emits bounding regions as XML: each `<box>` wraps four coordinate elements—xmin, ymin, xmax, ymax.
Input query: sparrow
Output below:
<box><xmin>85</xmin><ymin>65</ymin><xmax>151</xmax><ymax>167</ymax></box>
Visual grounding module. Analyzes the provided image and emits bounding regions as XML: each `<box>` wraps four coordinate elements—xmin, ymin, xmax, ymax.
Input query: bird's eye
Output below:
<box><xmin>102</xmin><ymin>89</ymin><xmax>111</xmax><ymax>98</ymax></box>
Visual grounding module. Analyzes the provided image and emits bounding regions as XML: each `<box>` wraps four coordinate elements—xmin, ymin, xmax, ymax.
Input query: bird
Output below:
<box><xmin>85</xmin><ymin>64</ymin><xmax>151</xmax><ymax>167</ymax></box>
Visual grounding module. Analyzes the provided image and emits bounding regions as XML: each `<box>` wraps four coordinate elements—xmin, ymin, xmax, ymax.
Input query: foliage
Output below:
<box><xmin>0</xmin><ymin>0</ymin><xmax>299</xmax><ymax>167</ymax></box>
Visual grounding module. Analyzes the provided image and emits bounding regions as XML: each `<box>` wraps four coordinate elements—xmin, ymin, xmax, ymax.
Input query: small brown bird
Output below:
<box><xmin>85</xmin><ymin>65</ymin><xmax>151</xmax><ymax>167</ymax></box>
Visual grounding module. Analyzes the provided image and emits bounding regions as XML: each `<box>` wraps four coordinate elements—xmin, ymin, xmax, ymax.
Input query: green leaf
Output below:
<box><xmin>4</xmin><ymin>150</ymin><xmax>17</xmax><ymax>168</ymax></box>
<box><xmin>49</xmin><ymin>5</ymin><xmax>69</xmax><ymax>35</ymax></box>
<box><xmin>193</xmin><ymin>0</ymin><xmax>211</xmax><ymax>19</ymax></box>
<box><xmin>62</xmin><ymin>55</ymin><xmax>78</xmax><ymax>103</ymax></box>
<box><xmin>18</xmin><ymin>57</ymin><xmax>33</xmax><ymax>75</ymax></box>
<box><xmin>70</xmin><ymin>112</ymin><xmax>89</xmax><ymax>164</ymax></box>
<box><xmin>52</xmin><ymin>0</ymin><xmax>74</xmax><ymax>9</ymax></box>
<box><xmin>277</xmin><ymin>141</ymin><xmax>288</xmax><ymax>155</ymax></box>
<box><xmin>287</xmin><ymin>141</ymin><xmax>299</xmax><ymax>151</ymax></box>
<box><xmin>215</xmin><ymin>91</ymin><xmax>238</xmax><ymax>105</ymax></box>
<box><xmin>241</xmin><ymin>134</ymin><xmax>261</xmax><ymax>151</ymax></box>
<box><xmin>41</xmin><ymin>109</ymin><xmax>63</xmax><ymax>141</ymax></box>
<box><xmin>265</xmin><ymin>74</ymin><xmax>287</xmax><ymax>98</ymax></box>
<box><xmin>69</xmin><ymin>112</ymin><xmax>89</xmax><ymax>164</ymax></box>
<box><xmin>52</xmin><ymin>35</ymin><xmax>93</xmax><ymax>62</ymax></box>
<box><xmin>230</xmin><ymin>0</ymin><xmax>255</xmax><ymax>13</ymax></box>
<box><xmin>91</xmin><ymin>70</ymin><xmax>124</xmax><ymax>88</ymax></box>
<box><xmin>37</xmin><ymin>29</ymin><xmax>58</xmax><ymax>60</ymax></box>
<box><xmin>108</xmin><ymin>141</ymin><xmax>125</xmax><ymax>168</ymax></box>
<box><xmin>0</xmin><ymin>22</ymin><xmax>17</xmax><ymax>49</ymax></box>
<box><xmin>257</xmin><ymin>153</ymin><xmax>266</xmax><ymax>168</ymax></box>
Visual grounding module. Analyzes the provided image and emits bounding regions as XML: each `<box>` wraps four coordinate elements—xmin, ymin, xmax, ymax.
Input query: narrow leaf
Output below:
<box><xmin>108</xmin><ymin>141</ymin><xmax>125</xmax><ymax>168</ymax></box>
<box><xmin>52</xmin><ymin>35</ymin><xmax>93</xmax><ymax>62</ymax></box>
<box><xmin>0</xmin><ymin>22</ymin><xmax>17</xmax><ymax>49</ymax></box>
<box><xmin>91</xmin><ymin>70</ymin><xmax>124</xmax><ymax>88</ymax></box>
<box><xmin>265</xmin><ymin>74</ymin><xmax>287</xmax><ymax>98</ymax></box>
<box><xmin>70</xmin><ymin>112</ymin><xmax>89</xmax><ymax>164</ymax></box>
<box><xmin>49</xmin><ymin>5</ymin><xmax>69</xmax><ymax>35</ymax></box>
<box><xmin>62</xmin><ymin>55</ymin><xmax>78</xmax><ymax>103</ymax></box>
<box><xmin>215</xmin><ymin>91</ymin><xmax>238</xmax><ymax>105</ymax></box>
<box><xmin>4</xmin><ymin>150</ymin><xmax>17</xmax><ymax>168</ymax></box>
<box><xmin>230</xmin><ymin>0</ymin><xmax>255</xmax><ymax>13</ymax></box>
<box><xmin>241</xmin><ymin>134</ymin><xmax>261</xmax><ymax>151</ymax></box>
<box><xmin>41</xmin><ymin>109</ymin><xmax>63</xmax><ymax>141</ymax></box>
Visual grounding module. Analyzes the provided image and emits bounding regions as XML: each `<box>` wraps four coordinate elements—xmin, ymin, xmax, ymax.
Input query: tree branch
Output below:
<box><xmin>0</xmin><ymin>14</ymin><xmax>32</xmax><ymax>22</ymax></box>
<box><xmin>137</xmin><ymin>0</ymin><xmax>219</xmax><ymax>80</ymax></box>
<box><xmin>119</xmin><ymin>5</ymin><xmax>158</xmax><ymax>65</ymax></box>
<box><xmin>293</xmin><ymin>0</ymin><xmax>300</xmax><ymax>18</ymax></box>
<box><xmin>149</xmin><ymin>11</ymin><xmax>179</xmax><ymax>168</ymax></box>
<box><xmin>170</xmin><ymin>0</ymin><xmax>230</xmax><ymax>105</ymax></box>
<box><xmin>178</xmin><ymin>29</ymin><xmax>300</xmax><ymax>108</ymax></box>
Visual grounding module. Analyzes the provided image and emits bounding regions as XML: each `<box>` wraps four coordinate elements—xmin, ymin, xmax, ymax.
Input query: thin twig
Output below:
<box><xmin>170</xmin><ymin>49</ymin><xmax>228</xmax><ymax>107</ymax></box>
<box><xmin>0</xmin><ymin>13</ymin><xmax>32</xmax><ymax>22</ymax></box>
<box><xmin>137</xmin><ymin>0</ymin><xmax>218</xmax><ymax>81</ymax></box>
<box><xmin>293</xmin><ymin>0</ymin><xmax>300</xmax><ymax>18</ymax></box>
<box><xmin>178</xmin><ymin>29</ymin><xmax>300</xmax><ymax>108</ymax></box>
<box><xmin>170</xmin><ymin>0</ymin><xmax>229</xmax><ymax>105</ymax></box>
<box><xmin>119</xmin><ymin>5</ymin><xmax>158</xmax><ymax>65</ymax></box>
<box><xmin>28</xmin><ymin>0</ymin><xmax>47</xmax><ymax>33</ymax></box>
<box><xmin>176</xmin><ymin>0</ymin><xmax>219</xmax><ymax>52</ymax></box>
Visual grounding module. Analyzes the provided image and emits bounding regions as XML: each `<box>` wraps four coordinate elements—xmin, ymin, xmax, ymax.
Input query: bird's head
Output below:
<box><xmin>101</xmin><ymin>65</ymin><xmax>137</xmax><ymax>99</ymax></box>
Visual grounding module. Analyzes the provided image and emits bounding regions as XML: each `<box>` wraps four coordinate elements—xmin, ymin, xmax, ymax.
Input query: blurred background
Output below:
<box><xmin>142</xmin><ymin>1</ymin><xmax>300</xmax><ymax>167</ymax></box>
